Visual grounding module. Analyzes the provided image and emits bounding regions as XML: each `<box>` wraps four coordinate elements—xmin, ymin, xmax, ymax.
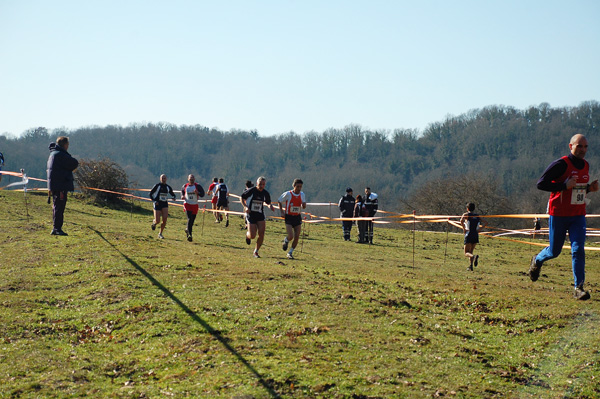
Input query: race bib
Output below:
<box><xmin>290</xmin><ymin>206</ymin><xmax>301</xmax><ymax>214</ymax></box>
<box><xmin>571</xmin><ymin>184</ymin><xmax>587</xmax><ymax>205</ymax></box>
<box><xmin>187</xmin><ymin>192</ymin><xmax>197</xmax><ymax>201</ymax></box>
<box><xmin>159</xmin><ymin>193</ymin><xmax>168</xmax><ymax>202</ymax></box>
<box><xmin>251</xmin><ymin>201</ymin><xmax>262</xmax><ymax>212</ymax></box>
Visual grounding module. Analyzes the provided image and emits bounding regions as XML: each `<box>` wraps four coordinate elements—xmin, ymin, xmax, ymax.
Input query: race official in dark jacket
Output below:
<box><xmin>47</xmin><ymin>137</ymin><xmax>79</xmax><ymax>236</ymax></box>
<box><xmin>363</xmin><ymin>187</ymin><xmax>378</xmax><ymax>244</ymax></box>
<box><xmin>338</xmin><ymin>187</ymin><xmax>355</xmax><ymax>241</ymax></box>
<box><xmin>0</xmin><ymin>151</ymin><xmax>4</xmax><ymax>182</ymax></box>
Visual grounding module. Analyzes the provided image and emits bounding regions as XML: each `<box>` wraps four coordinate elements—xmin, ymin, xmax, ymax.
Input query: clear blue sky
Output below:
<box><xmin>1</xmin><ymin>0</ymin><xmax>598</xmax><ymax>137</ymax></box>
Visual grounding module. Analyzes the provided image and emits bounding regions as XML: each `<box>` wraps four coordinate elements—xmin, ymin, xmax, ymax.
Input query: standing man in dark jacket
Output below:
<box><xmin>0</xmin><ymin>151</ymin><xmax>4</xmax><ymax>182</ymax></box>
<box><xmin>47</xmin><ymin>137</ymin><xmax>79</xmax><ymax>236</ymax></box>
<box><xmin>364</xmin><ymin>187</ymin><xmax>378</xmax><ymax>244</ymax></box>
<box><xmin>338</xmin><ymin>187</ymin><xmax>355</xmax><ymax>241</ymax></box>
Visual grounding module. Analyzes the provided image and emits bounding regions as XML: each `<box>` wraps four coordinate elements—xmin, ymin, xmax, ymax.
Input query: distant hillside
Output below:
<box><xmin>1</xmin><ymin>101</ymin><xmax>598</xmax><ymax>214</ymax></box>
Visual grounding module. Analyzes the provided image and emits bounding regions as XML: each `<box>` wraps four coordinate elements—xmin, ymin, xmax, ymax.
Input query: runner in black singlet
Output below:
<box><xmin>241</xmin><ymin>176</ymin><xmax>275</xmax><ymax>258</ymax></box>
<box><xmin>149</xmin><ymin>174</ymin><xmax>176</xmax><ymax>239</ymax></box>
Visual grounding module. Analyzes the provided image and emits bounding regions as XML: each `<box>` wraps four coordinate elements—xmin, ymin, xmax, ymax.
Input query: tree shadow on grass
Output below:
<box><xmin>90</xmin><ymin>228</ymin><xmax>280</xmax><ymax>399</ymax></box>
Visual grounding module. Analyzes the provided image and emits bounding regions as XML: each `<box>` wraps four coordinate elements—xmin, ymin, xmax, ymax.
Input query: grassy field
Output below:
<box><xmin>1</xmin><ymin>190</ymin><xmax>599</xmax><ymax>398</ymax></box>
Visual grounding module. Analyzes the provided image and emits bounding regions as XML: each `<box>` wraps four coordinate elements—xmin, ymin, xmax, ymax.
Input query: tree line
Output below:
<box><xmin>1</xmin><ymin>101</ymin><xmax>598</xmax><ymax>223</ymax></box>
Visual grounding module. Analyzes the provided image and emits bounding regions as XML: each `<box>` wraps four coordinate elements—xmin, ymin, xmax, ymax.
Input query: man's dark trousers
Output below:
<box><xmin>52</xmin><ymin>191</ymin><xmax>67</xmax><ymax>231</ymax></box>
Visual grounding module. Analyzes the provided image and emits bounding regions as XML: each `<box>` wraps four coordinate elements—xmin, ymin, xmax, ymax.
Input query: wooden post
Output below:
<box><xmin>412</xmin><ymin>210</ymin><xmax>416</xmax><ymax>268</ymax></box>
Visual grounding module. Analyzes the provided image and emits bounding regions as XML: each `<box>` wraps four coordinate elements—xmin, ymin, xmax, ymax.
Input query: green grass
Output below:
<box><xmin>1</xmin><ymin>190</ymin><xmax>599</xmax><ymax>398</ymax></box>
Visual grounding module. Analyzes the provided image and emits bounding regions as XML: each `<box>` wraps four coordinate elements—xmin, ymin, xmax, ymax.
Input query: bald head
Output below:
<box><xmin>569</xmin><ymin>134</ymin><xmax>588</xmax><ymax>159</ymax></box>
<box><xmin>570</xmin><ymin>134</ymin><xmax>586</xmax><ymax>145</ymax></box>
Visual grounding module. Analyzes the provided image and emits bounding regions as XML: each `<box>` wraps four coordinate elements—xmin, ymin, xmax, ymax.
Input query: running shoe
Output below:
<box><xmin>574</xmin><ymin>285</ymin><xmax>591</xmax><ymax>300</ymax></box>
<box><xmin>528</xmin><ymin>256</ymin><xmax>542</xmax><ymax>282</ymax></box>
<box><xmin>253</xmin><ymin>251</ymin><xmax>260</xmax><ymax>258</ymax></box>
<box><xmin>187</xmin><ymin>234</ymin><xmax>193</xmax><ymax>242</ymax></box>
<box><xmin>51</xmin><ymin>230</ymin><xmax>68</xmax><ymax>236</ymax></box>
<box><xmin>246</xmin><ymin>236</ymin><xmax>251</xmax><ymax>245</ymax></box>
<box><xmin>474</xmin><ymin>255</ymin><xmax>479</xmax><ymax>267</ymax></box>
<box><xmin>286</xmin><ymin>252</ymin><xmax>294</xmax><ymax>260</ymax></box>
<box><xmin>158</xmin><ymin>233</ymin><xmax>164</xmax><ymax>239</ymax></box>
<box><xmin>151</xmin><ymin>223</ymin><xmax>156</xmax><ymax>231</ymax></box>
<box><xmin>282</xmin><ymin>239</ymin><xmax>289</xmax><ymax>251</ymax></box>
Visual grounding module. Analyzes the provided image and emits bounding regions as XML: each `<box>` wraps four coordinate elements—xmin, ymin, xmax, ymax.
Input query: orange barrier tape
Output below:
<box><xmin>119</xmin><ymin>187</ymin><xmax>151</xmax><ymax>192</ymax></box>
<box><xmin>27</xmin><ymin>177</ymin><xmax>47</xmax><ymax>182</ymax></box>
<box><xmin>204</xmin><ymin>208</ymin><xmax>247</xmax><ymax>217</ymax></box>
<box><xmin>449</xmin><ymin>219</ymin><xmax>600</xmax><ymax>250</ymax></box>
<box><xmin>9</xmin><ymin>188</ymin><xmax>49</xmax><ymax>192</ymax></box>
<box><xmin>486</xmin><ymin>234</ymin><xmax>600</xmax><ymax>251</ymax></box>
<box><xmin>0</xmin><ymin>171</ymin><xmax>24</xmax><ymax>177</ymax></box>
<box><xmin>5</xmin><ymin>170</ymin><xmax>600</xmax><ymax>225</ymax></box>
<box><xmin>480</xmin><ymin>214</ymin><xmax>547</xmax><ymax>219</ymax></box>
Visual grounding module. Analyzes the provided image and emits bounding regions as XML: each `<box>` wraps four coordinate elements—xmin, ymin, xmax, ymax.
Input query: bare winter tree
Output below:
<box><xmin>74</xmin><ymin>158</ymin><xmax>129</xmax><ymax>204</ymax></box>
<box><xmin>404</xmin><ymin>173</ymin><xmax>512</xmax><ymax>230</ymax></box>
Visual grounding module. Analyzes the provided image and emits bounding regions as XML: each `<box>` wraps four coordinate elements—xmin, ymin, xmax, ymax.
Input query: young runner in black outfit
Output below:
<box><xmin>459</xmin><ymin>202</ymin><xmax>487</xmax><ymax>271</ymax></box>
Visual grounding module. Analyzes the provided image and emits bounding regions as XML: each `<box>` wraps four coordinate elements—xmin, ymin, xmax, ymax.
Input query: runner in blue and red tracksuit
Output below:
<box><xmin>529</xmin><ymin>134</ymin><xmax>599</xmax><ymax>300</ymax></box>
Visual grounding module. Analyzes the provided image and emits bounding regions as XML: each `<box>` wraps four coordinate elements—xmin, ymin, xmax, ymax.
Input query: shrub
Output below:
<box><xmin>74</xmin><ymin>158</ymin><xmax>129</xmax><ymax>204</ymax></box>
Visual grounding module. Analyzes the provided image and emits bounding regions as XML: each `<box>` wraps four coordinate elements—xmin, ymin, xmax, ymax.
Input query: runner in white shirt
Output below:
<box><xmin>277</xmin><ymin>178</ymin><xmax>307</xmax><ymax>259</ymax></box>
<box><xmin>181</xmin><ymin>174</ymin><xmax>205</xmax><ymax>242</ymax></box>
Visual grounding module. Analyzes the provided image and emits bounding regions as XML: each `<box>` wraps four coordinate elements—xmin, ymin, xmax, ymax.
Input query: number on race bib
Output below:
<box><xmin>290</xmin><ymin>206</ymin><xmax>301</xmax><ymax>214</ymax></box>
<box><xmin>251</xmin><ymin>201</ymin><xmax>262</xmax><ymax>212</ymax></box>
<box><xmin>571</xmin><ymin>184</ymin><xmax>586</xmax><ymax>205</ymax></box>
<box><xmin>159</xmin><ymin>193</ymin><xmax>168</xmax><ymax>202</ymax></box>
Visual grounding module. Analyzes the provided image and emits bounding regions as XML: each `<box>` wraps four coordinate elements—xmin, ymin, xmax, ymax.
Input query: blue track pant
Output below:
<box><xmin>535</xmin><ymin>215</ymin><xmax>586</xmax><ymax>287</ymax></box>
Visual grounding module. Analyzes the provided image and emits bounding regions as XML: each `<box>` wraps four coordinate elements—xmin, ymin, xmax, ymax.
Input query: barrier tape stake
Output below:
<box><xmin>21</xmin><ymin>169</ymin><xmax>30</xmax><ymax>223</ymax></box>
<box><xmin>202</xmin><ymin>205</ymin><xmax>206</xmax><ymax>236</ymax></box>
<box><xmin>300</xmin><ymin>217</ymin><xmax>305</xmax><ymax>253</ymax></box>
<box><xmin>444</xmin><ymin>218</ymin><xmax>449</xmax><ymax>267</ymax></box>
<box><xmin>412</xmin><ymin>210</ymin><xmax>416</xmax><ymax>269</ymax></box>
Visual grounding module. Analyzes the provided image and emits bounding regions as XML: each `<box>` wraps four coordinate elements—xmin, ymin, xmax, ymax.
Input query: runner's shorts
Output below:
<box><xmin>217</xmin><ymin>198</ymin><xmax>229</xmax><ymax>208</ymax></box>
<box><xmin>183</xmin><ymin>203</ymin><xmax>199</xmax><ymax>215</ymax></box>
<box><xmin>154</xmin><ymin>201</ymin><xmax>168</xmax><ymax>211</ymax></box>
<box><xmin>285</xmin><ymin>214</ymin><xmax>302</xmax><ymax>228</ymax></box>
<box><xmin>247</xmin><ymin>212</ymin><xmax>266</xmax><ymax>225</ymax></box>
<box><xmin>464</xmin><ymin>232</ymin><xmax>479</xmax><ymax>245</ymax></box>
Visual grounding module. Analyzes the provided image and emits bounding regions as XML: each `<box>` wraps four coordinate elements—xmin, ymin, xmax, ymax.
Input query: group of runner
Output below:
<box><xmin>149</xmin><ymin>175</ymin><xmax>307</xmax><ymax>259</ymax></box>
<box><xmin>36</xmin><ymin>133</ymin><xmax>597</xmax><ymax>300</ymax></box>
